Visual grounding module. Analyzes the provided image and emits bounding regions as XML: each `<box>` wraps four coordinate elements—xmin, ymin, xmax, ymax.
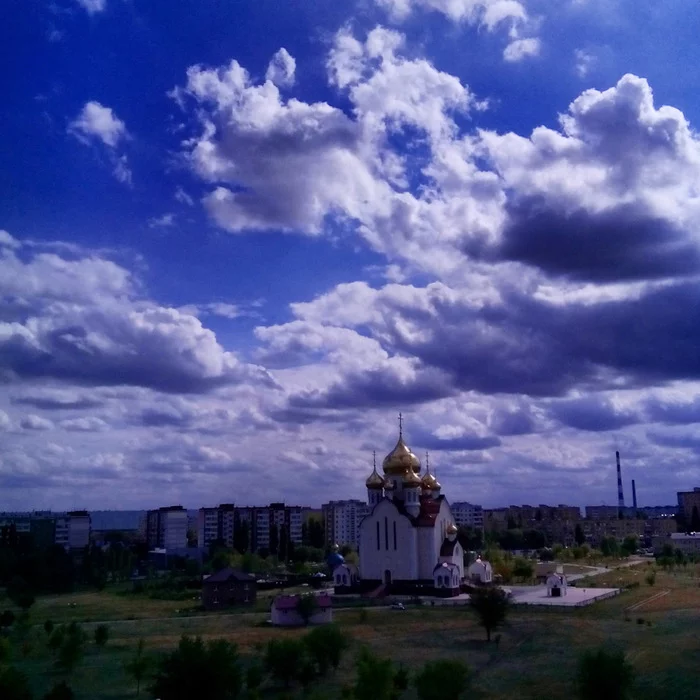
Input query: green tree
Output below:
<box><xmin>43</xmin><ymin>681</ymin><xmax>75</xmax><ymax>700</ymax></box>
<box><xmin>577</xmin><ymin>648</ymin><xmax>634</xmax><ymax>700</ymax></box>
<box><xmin>264</xmin><ymin>638</ymin><xmax>306</xmax><ymax>689</ymax></box>
<box><xmin>48</xmin><ymin>627</ymin><xmax>65</xmax><ymax>655</ymax></box>
<box><xmin>151</xmin><ymin>636</ymin><xmax>242</xmax><ymax>700</ymax></box>
<box><xmin>304</xmin><ymin>624</ymin><xmax>349</xmax><ymax>675</ymax></box>
<box><xmin>600</xmin><ymin>537</ymin><xmax>620</xmax><ymax>558</ymax></box>
<box><xmin>620</xmin><ymin>536</ymin><xmax>638</xmax><ymax>557</ymax></box>
<box><xmin>0</xmin><ymin>610</ymin><xmax>15</xmax><ymax>629</ymax></box>
<box><xmin>296</xmin><ymin>594</ymin><xmax>318</xmax><ymax>626</ymax></box>
<box><xmin>414</xmin><ymin>659</ymin><xmax>471</xmax><ymax>700</ymax></box>
<box><xmin>0</xmin><ymin>637</ymin><xmax>11</xmax><ymax>664</ymax></box>
<box><xmin>469</xmin><ymin>586</ymin><xmax>509</xmax><ymax>642</ymax></box>
<box><xmin>124</xmin><ymin>639</ymin><xmax>150</xmax><ymax>697</ymax></box>
<box><xmin>94</xmin><ymin>624</ymin><xmax>109</xmax><ymax>648</ymax></box>
<box><xmin>574</xmin><ymin>524</ymin><xmax>586</xmax><ymax>546</ymax></box>
<box><xmin>245</xmin><ymin>662</ymin><xmax>263</xmax><ymax>692</ymax></box>
<box><xmin>44</xmin><ymin>620</ymin><xmax>54</xmax><ymax>637</ymax></box>
<box><xmin>0</xmin><ymin>666</ymin><xmax>32</xmax><ymax>700</ymax></box>
<box><xmin>354</xmin><ymin>647</ymin><xmax>396</xmax><ymax>700</ymax></box>
<box><xmin>56</xmin><ymin>623</ymin><xmax>87</xmax><ymax>673</ymax></box>
<box><xmin>645</xmin><ymin>570</ymin><xmax>656</xmax><ymax>587</ymax></box>
<box><xmin>512</xmin><ymin>557</ymin><xmax>534</xmax><ymax>581</ymax></box>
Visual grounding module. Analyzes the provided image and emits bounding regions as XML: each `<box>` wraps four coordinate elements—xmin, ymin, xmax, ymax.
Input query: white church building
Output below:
<box><xmin>349</xmin><ymin>421</ymin><xmax>466</xmax><ymax>597</ymax></box>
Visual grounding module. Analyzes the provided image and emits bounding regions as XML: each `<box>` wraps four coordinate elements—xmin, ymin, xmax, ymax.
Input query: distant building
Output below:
<box><xmin>653</xmin><ymin>532</ymin><xmax>700</xmax><ymax>555</ymax></box>
<box><xmin>451</xmin><ymin>502</ymin><xmax>484</xmax><ymax>529</ymax></box>
<box><xmin>230</xmin><ymin>504</ymin><xmax>307</xmax><ymax>554</ymax></box>
<box><xmin>466</xmin><ymin>558</ymin><xmax>493</xmax><ymax>584</ymax></box>
<box><xmin>546</xmin><ymin>573</ymin><xmax>568</xmax><ymax>597</ymax></box>
<box><xmin>146</xmin><ymin>506</ymin><xmax>188</xmax><ymax>550</ymax></box>
<box><xmin>201</xmin><ymin>568</ymin><xmax>256</xmax><ymax>610</ymax></box>
<box><xmin>677</xmin><ymin>488</ymin><xmax>700</xmax><ymax>527</ymax></box>
<box><xmin>270</xmin><ymin>593</ymin><xmax>333</xmax><ymax>627</ymax></box>
<box><xmin>322</xmin><ymin>499</ymin><xmax>370</xmax><ymax>549</ymax></box>
<box><xmin>197</xmin><ymin>504</ymin><xmax>235</xmax><ymax>549</ymax></box>
<box><xmin>0</xmin><ymin>510</ymin><xmax>90</xmax><ymax>551</ymax></box>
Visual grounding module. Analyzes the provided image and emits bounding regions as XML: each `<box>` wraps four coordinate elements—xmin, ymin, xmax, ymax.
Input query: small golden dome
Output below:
<box><xmin>366</xmin><ymin>468</ymin><xmax>385</xmax><ymax>489</ymax></box>
<box><xmin>446</xmin><ymin>523</ymin><xmax>458</xmax><ymax>536</ymax></box>
<box><xmin>383</xmin><ymin>436</ymin><xmax>421</xmax><ymax>476</ymax></box>
<box><xmin>403</xmin><ymin>469</ymin><xmax>422</xmax><ymax>487</ymax></box>
<box><xmin>421</xmin><ymin>453</ymin><xmax>441</xmax><ymax>490</ymax></box>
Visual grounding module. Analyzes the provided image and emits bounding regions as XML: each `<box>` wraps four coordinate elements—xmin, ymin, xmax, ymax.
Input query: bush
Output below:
<box><xmin>0</xmin><ymin>666</ymin><xmax>32</xmax><ymax>700</ymax></box>
<box><xmin>43</xmin><ymin>681</ymin><xmax>75</xmax><ymax>700</ymax></box>
<box><xmin>0</xmin><ymin>610</ymin><xmax>15</xmax><ymax>629</ymax></box>
<box><xmin>44</xmin><ymin>620</ymin><xmax>55</xmax><ymax>636</ymax></box>
<box><xmin>414</xmin><ymin>659</ymin><xmax>471</xmax><ymax>700</ymax></box>
<box><xmin>94</xmin><ymin>624</ymin><xmax>109</xmax><ymax>648</ymax></box>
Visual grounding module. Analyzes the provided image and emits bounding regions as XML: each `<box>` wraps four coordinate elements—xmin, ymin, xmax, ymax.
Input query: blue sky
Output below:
<box><xmin>2</xmin><ymin>0</ymin><xmax>700</xmax><ymax>511</ymax></box>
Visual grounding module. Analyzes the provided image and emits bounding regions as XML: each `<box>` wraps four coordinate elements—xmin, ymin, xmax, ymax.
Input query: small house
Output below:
<box><xmin>333</xmin><ymin>562</ymin><xmax>359</xmax><ymax>590</ymax></box>
<box><xmin>270</xmin><ymin>593</ymin><xmax>333</xmax><ymax>627</ymax></box>
<box><xmin>433</xmin><ymin>562</ymin><xmax>461</xmax><ymax>596</ymax></box>
<box><xmin>202</xmin><ymin>568</ymin><xmax>257</xmax><ymax>610</ymax></box>
<box><xmin>546</xmin><ymin>573</ymin><xmax>568</xmax><ymax>597</ymax></box>
<box><xmin>467</xmin><ymin>558</ymin><xmax>493</xmax><ymax>584</ymax></box>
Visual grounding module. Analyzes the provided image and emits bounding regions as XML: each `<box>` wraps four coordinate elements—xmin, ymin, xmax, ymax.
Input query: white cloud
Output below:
<box><xmin>375</xmin><ymin>0</ymin><xmax>527</xmax><ymax>28</ymax></box>
<box><xmin>265</xmin><ymin>48</ymin><xmax>296</xmax><ymax>87</ymax></box>
<box><xmin>20</xmin><ymin>415</ymin><xmax>54</xmax><ymax>431</ymax></box>
<box><xmin>76</xmin><ymin>0</ymin><xmax>107</xmax><ymax>13</ymax></box>
<box><xmin>148</xmin><ymin>213</ymin><xmax>176</xmax><ymax>229</ymax></box>
<box><xmin>574</xmin><ymin>48</ymin><xmax>595</xmax><ymax>78</ymax></box>
<box><xmin>503</xmin><ymin>37</ymin><xmax>540</xmax><ymax>62</ymax></box>
<box><xmin>69</xmin><ymin>101</ymin><xmax>127</xmax><ymax>148</ymax></box>
<box><xmin>175</xmin><ymin>187</ymin><xmax>195</xmax><ymax>206</ymax></box>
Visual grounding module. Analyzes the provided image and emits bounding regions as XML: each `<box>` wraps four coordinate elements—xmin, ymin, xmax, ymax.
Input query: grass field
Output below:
<box><xmin>6</xmin><ymin>563</ymin><xmax>700</xmax><ymax>699</ymax></box>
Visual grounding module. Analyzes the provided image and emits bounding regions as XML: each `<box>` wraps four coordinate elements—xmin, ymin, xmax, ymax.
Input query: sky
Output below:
<box><xmin>2</xmin><ymin>0</ymin><xmax>700</xmax><ymax>512</ymax></box>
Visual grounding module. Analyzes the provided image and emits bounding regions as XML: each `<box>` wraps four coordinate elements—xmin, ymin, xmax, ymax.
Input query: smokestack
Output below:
<box><xmin>616</xmin><ymin>451</ymin><xmax>625</xmax><ymax>518</ymax></box>
<box><xmin>632</xmin><ymin>479</ymin><xmax>638</xmax><ymax>510</ymax></box>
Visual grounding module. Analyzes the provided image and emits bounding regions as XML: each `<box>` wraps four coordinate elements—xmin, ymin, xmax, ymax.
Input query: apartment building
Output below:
<box><xmin>322</xmin><ymin>500</ymin><xmax>370</xmax><ymax>549</ymax></box>
<box><xmin>146</xmin><ymin>506</ymin><xmax>188</xmax><ymax>550</ymax></box>
<box><xmin>197</xmin><ymin>504</ymin><xmax>235</xmax><ymax>549</ymax></box>
<box><xmin>678</xmin><ymin>487</ymin><xmax>700</xmax><ymax>526</ymax></box>
<box><xmin>450</xmin><ymin>502</ymin><xmax>484</xmax><ymax>529</ymax></box>
<box><xmin>0</xmin><ymin>510</ymin><xmax>90</xmax><ymax>550</ymax></box>
<box><xmin>653</xmin><ymin>532</ymin><xmax>700</xmax><ymax>555</ymax></box>
<box><xmin>230</xmin><ymin>504</ymin><xmax>306</xmax><ymax>553</ymax></box>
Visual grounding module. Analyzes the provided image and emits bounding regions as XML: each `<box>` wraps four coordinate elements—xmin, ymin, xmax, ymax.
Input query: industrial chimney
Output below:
<box><xmin>632</xmin><ymin>479</ymin><xmax>638</xmax><ymax>511</ymax></box>
<box><xmin>616</xmin><ymin>451</ymin><xmax>625</xmax><ymax>519</ymax></box>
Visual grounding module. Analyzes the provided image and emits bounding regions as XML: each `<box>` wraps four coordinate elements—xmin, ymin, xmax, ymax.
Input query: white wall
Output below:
<box><xmin>359</xmin><ymin>500</ymin><xmax>418</xmax><ymax>581</ymax></box>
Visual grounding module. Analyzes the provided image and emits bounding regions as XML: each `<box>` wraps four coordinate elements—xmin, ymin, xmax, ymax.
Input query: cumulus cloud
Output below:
<box><xmin>59</xmin><ymin>417</ymin><xmax>108</xmax><ymax>432</ymax></box>
<box><xmin>265</xmin><ymin>48</ymin><xmax>296</xmax><ymax>87</ymax></box>
<box><xmin>148</xmin><ymin>213</ymin><xmax>176</xmax><ymax>229</ymax></box>
<box><xmin>20</xmin><ymin>414</ymin><xmax>54</xmax><ymax>431</ymax></box>
<box><xmin>69</xmin><ymin>101</ymin><xmax>127</xmax><ymax>148</ymax></box>
<box><xmin>0</xmin><ymin>237</ymin><xmax>275</xmax><ymax>394</ymax></box>
<box><xmin>69</xmin><ymin>101</ymin><xmax>132</xmax><ymax>185</ymax></box>
<box><xmin>503</xmin><ymin>37</ymin><xmax>540</xmax><ymax>62</ymax></box>
<box><xmin>374</xmin><ymin>0</ymin><xmax>527</xmax><ymax>29</ymax></box>
<box><xmin>75</xmin><ymin>0</ymin><xmax>107</xmax><ymax>14</ymax></box>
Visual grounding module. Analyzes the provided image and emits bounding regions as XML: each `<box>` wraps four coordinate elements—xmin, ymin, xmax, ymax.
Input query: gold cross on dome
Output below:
<box><xmin>398</xmin><ymin>412</ymin><xmax>403</xmax><ymax>437</ymax></box>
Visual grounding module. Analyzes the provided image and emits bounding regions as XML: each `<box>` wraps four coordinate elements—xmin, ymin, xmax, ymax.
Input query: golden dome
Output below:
<box><xmin>366</xmin><ymin>468</ymin><xmax>385</xmax><ymax>489</ymax></box>
<box><xmin>446</xmin><ymin>523</ymin><xmax>458</xmax><ymax>536</ymax></box>
<box><xmin>421</xmin><ymin>453</ymin><xmax>441</xmax><ymax>490</ymax></box>
<box><xmin>403</xmin><ymin>469</ymin><xmax>422</xmax><ymax>487</ymax></box>
<box><xmin>383</xmin><ymin>436</ymin><xmax>421</xmax><ymax>476</ymax></box>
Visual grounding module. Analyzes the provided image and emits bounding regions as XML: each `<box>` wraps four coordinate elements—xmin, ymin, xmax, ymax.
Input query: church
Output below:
<box><xmin>334</xmin><ymin>419</ymin><xmax>465</xmax><ymax>597</ymax></box>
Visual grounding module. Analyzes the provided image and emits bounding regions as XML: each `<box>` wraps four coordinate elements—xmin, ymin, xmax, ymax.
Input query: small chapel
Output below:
<box><xmin>337</xmin><ymin>417</ymin><xmax>465</xmax><ymax>597</ymax></box>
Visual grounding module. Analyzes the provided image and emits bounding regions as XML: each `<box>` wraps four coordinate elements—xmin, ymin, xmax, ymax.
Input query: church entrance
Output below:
<box><xmin>384</xmin><ymin>569</ymin><xmax>392</xmax><ymax>585</ymax></box>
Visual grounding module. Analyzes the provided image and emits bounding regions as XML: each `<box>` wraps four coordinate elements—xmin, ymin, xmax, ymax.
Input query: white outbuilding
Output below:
<box><xmin>467</xmin><ymin>558</ymin><xmax>493</xmax><ymax>584</ymax></box>
<box><xmin>546</xmin><ymin>573</ymin><xmax>568</xmax><ymax>597</ymax></box>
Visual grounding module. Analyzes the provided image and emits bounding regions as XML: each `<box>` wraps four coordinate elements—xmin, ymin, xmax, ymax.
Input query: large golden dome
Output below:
<box><xmin>383</xmin><ymin>436</ymin><xmax>421</xmax><ymax>476</ymax></box>
<box><xmin>403</xmin><ymin>469</ymin><xmax>422</xmax><ymax>487</ymax></box>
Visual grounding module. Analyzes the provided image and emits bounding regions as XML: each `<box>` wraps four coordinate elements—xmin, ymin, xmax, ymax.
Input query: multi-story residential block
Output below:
<box><xmin>677</xmin><ymin>488</ymin><xmax>700</xmax><ymax>527</ymax></box>
<box><xmin>322</xmin><ymin>500</ymin><xmax>370</xmax><ymax>549</ymax></box>
<box><xmin>197</xmin><ymin>504</ymin><xmax>235</xmax><ymax>549</ymax></box>
<box><xmin>653</xmin><ymin>532</ymin><xmax>700</xmax><ymax>554</ymax></box>
<box><xmin>583</xmin><ymin>517</ymin><xmax>676</xmax><ymax>547</ymax></box>
<box><xmin>0</xmin><ymin>511</ymin><xmax>91</xmax><ymax>551</ymax></box>
<box><xmin>146</xmin><ymin>506</ymin><xmax>188</xmax><ymax>550</ymax></box>
<box><xmin>231</xmin><ymin>503</ymin><xmax>307</xmax><ymax>553</ymax></box>
<box><xmin>450</xmin><ymin>502</ymin><xmax>484</xmax><ymax>529</ymax></box>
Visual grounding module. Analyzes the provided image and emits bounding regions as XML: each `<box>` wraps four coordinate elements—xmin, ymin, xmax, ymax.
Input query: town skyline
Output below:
<box><xmin>3</xmin><ymin>1</ymin><xmax>700</xmax><ymax>510</ymax></box>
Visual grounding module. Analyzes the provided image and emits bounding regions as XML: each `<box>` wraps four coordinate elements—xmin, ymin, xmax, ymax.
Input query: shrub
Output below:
<box><xmin>94</xmin><ymin>624</ymin><xmax>109</xmax><ymax>648</ymax></box>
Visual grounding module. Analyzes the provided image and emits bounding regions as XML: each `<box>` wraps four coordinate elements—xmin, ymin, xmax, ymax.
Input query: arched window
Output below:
<box><xmin>376</xmin><ymin>521</ymin><xmax>380</xmax><ymax>550</ymax></box>
<box><xmin>384</xmin><ymin>517</ymin><xmax>389</xmax><ymax>550</ymax></box>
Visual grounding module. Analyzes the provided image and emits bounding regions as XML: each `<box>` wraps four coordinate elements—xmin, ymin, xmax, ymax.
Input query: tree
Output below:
<box><xmin>577</xmin><ymin>648</ymin><xmax>634</xmax><ymax>700</ymax></box>
<box><xmin>264</xmin><ymin>638</ymin><xmax>306</xmax><ymax>689</ymax></box>
<box><xmin>43</xmin><ymin>681</ymin><xmax>75</xmax><ymax>700</ymax></box>
<box><xmin>296</xmin><ymin>594</ymin><xmax>318</xmax><ymax>626</ymax></box>
<box><xmin>304</xmin><ymin>624</ymin><xmax>349</xmax><ymax>675</ymax></box>
<box><xmin>354</xmin><ymin>647</ymin><xmax>396</xmax><ymax>700</ymax></box>
<box><xmin>574</xmin><ymin>524</ymin><xmax>586</xmax><ymax>546</ymax></box>
<box><xmin>124</xmin><ymin>639</ymin><xmax>150</xmax><ymax>697</ymax></box>
<box><xmin>644</xmin><ymin>570</ymin><xmax>656</xmax><ymax>587</ymax></box>
<box><xmin>600</xmin><ymin>537</ymin><xmax>619</xmax><ymax>558</ymax></box>
<box><xmin>245</xmin><ymin>663</ymin><xmax>263</xmax><ymax>692</ymax></box>
<box><xmin>48</xmin><ymin>627</ymin><xmax>66</xmax><ymax>655</ymax></box>
<box><xmin>151</xmin><ymin>636</ymin><xmax>242</xmax><ymax>700</ymax></box>
<box><xmin>512</xmin><ymin>557</ymin><xmax>534</xmax><ymax>581</ymax></box>
<box><xmin>56</xmin><ymin>623</ymin><xmax>87</xmax><ymax>673</ymax></box>
<box><xmin>469</xmin><ymin>586</ymin><xmax>509</xmax><ymax>642</ymax></box>
<box><xmin>0</xmin><ymin>637</ymin><xmax>11</xmax><ymax>664</ymax></box>
<box><xmin>0</xmin><ymin>610</ymin><xmax>15</xmax><ymax>629</ymax></box>
<box><xmin>0</xmin><ymin>666</ymin><xmax>32</xmax><ymax>700</ymax></box>
<box><xmin>414</xmin><ymin>659</ymin><xmax>471</xmax><ymax>700</ymax></box>
<box><xmin>620</xmin><ymin>536</ymin><xmax>638</xmax><ymax>557</ymax></box>
<box><xmin>44</xmin><ymin>620</ymin><xmax>54</xmax><ymax>637</ymax></box>
<box><xmin>94</xmin><ymin>624</ymin><xmax>109</xmax><ymax>648</ymax></box>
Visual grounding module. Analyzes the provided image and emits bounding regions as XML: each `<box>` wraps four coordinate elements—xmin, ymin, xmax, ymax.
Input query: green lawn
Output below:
<box><xmin>5</xmin><ymin>566</ymin><xmax>700</xmax><ymax>699</ymax></box>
